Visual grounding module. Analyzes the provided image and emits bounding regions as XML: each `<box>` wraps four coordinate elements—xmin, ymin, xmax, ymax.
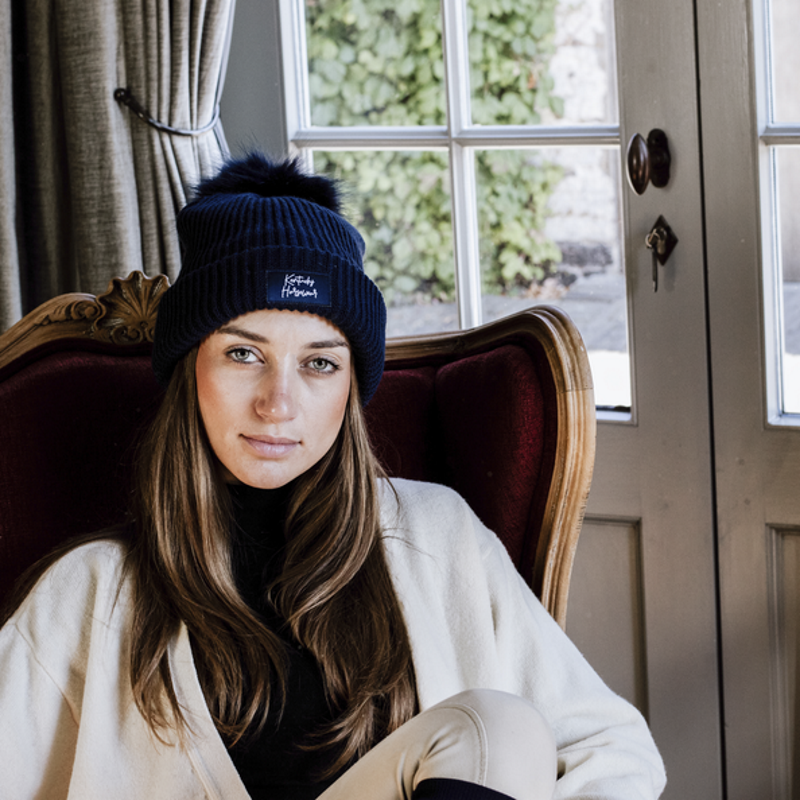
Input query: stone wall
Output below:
<box><xmin>542</xmin><ymin>0</ymin><xmax>621</xmax><ymax>281</ymax></box>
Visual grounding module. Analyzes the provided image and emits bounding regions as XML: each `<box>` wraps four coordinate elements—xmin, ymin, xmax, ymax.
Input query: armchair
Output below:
<box><xmin>0</xmin><ymin>272</ymin><xmax>594</xmax><ymax>627</ymax></box>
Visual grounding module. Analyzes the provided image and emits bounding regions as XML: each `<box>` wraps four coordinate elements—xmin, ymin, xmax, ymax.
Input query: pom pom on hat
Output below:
<box><xmin>192</xmin><ymin>153</ymin><xmax>342</xmax><ymax>213</ymax></box>
<box><xmin>152</xmin><ymin>153</ymin><xmax>386</xmax><ymax>405</ymax></box>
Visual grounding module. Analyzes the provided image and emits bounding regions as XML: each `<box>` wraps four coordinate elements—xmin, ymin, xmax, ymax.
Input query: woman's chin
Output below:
<box><xmin>222</xmin><ymin>463</ymin><xmax>299</xmax><ymax>490</ymax></box>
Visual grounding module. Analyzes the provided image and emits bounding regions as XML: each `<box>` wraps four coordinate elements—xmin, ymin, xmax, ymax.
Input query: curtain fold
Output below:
<box><xmin>0</xmin><ymin>0</ymin><xmax>21</xmax><ymax>323</ymax></box>
<box><xmin>0</xmin><ymin>0</ymin><xmax>236</xmax><ymax>330</ymax></box>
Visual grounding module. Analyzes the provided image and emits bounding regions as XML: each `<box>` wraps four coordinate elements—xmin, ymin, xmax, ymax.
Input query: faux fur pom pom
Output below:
<box><xmin>193</xmin><ymin>152</ymin><xmax>341</xmax><ymax>213</ymax></box>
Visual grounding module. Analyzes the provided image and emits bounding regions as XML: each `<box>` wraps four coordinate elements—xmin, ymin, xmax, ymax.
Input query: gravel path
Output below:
<box><xmin>387</xmin><ymin>275</ymin><xmax>800</xmax><ymax>356</ymax></box>
<box><xmin>386</xmin><ymin>272</ymin><xmax>628</xmax><ymax>352</ymax></box>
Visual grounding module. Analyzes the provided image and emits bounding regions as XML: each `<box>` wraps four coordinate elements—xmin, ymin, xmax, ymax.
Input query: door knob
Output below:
<box><xmin>626</xmin><ymin>129</ymin><xmax>671</xmax><ymax>195</ymax></box>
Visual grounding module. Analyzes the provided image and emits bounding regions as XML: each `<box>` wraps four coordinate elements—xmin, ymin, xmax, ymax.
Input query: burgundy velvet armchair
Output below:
<box><xmin>0</xmin><ymin>272</ymin><xmax>595</xmax><ymax>628</ymax></box>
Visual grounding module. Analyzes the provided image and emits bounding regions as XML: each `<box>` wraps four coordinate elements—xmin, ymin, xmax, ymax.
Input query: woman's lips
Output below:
<box><xmin>242</xmin><ymin>435</ymin><xmax>299</xmax><ymax>458</ymax></box>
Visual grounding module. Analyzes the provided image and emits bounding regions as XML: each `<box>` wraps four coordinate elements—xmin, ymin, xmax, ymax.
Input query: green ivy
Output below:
<box><xmin>306</xmin><ymin>0</ymin><xmax>563</xmax><ymax>303</ymax></box>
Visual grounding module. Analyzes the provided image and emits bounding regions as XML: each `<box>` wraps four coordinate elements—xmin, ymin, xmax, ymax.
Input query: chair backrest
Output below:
<box><xmin>0</xmin><ymin>272</ymin><xmax>595</xmax><ymax>627</ymax></box>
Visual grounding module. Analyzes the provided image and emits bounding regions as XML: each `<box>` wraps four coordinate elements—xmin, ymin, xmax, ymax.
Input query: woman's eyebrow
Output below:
<box><xmin>216</xmin><ymin>325</ymin><xmax>267</xmax><ymax>343</ymax></box>
<box><xmin>215</xmin><ymin>326</ymin><xmax>349</xmax><ymax>350</ymax></box>
<box><xmin>308</xmin><ymin>339</ymin><xmax>349</xmax><ymax>350</ymax></box>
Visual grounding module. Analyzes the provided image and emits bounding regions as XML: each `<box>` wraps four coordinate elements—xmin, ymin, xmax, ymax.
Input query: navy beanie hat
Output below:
<box><xmin>152</xmin><ymin>153</ymin><xmax>386</xmax><ymax>405</ymax></box>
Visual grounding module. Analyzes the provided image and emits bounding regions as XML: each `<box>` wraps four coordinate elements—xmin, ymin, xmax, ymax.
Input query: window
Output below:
<box><xmin>757</xmin><ymin>0</ymin><xmax>800</xmax><ymax>417</ymax></box>
<box><xmin>278</xmin><ymin>0</ymin><xmax>630</xmax><ymax>408</ymax></box>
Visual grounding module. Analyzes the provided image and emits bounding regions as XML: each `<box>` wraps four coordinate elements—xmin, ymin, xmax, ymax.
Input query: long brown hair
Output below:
<box><xmin>127</xmin><ymin>348</ymin><xmax>417</xmax><ymax>772</ymax></box>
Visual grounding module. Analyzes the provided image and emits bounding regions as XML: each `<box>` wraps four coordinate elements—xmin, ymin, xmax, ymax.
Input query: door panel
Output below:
<box><xmin>566</xmin><ymin>518</ymin><xmax>648</xmax><ymax>714</ymax></box>
<box><xmin>770</xmin><ymin>527</ymin><xmax>800</xmax><ymax>798</ymax></box>
<box><xmin>570</xmin><ymin>1</ymin><xmax>723</xmax><ymax>797</ymax></box>
<box><xmin>697</xmin><ymin>0</ymin><xmax>800</xmax><ymax>795</ymax></box>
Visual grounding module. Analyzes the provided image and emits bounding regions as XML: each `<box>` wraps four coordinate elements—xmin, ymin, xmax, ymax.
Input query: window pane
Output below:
<box><xmin>776</xmin><ymin>147</ymin><xmax>800</xmax><ymax>413</ymax></box>
<box><xmin>468</xmin><ymin>0</ymin><xmax>618</xmax><ymax>127</ymax></box>
<box><xmin>305</xmin><ymin>0</ymin><xmax>445</xmax><ymax>127</ymax></box>
<box><xmin>476</xmin><ymin>146</ymin><xmax>630</xmax><ymax>409</ymax></box>
<box><xmin>769</xmin><ymin>0</ymin><xmax>800</xmax><ymax>123</ymax></box>
<box><xmin>313</xmin><ymin>150</ymin><xmax>456</xmax><ymax>336</ymax></box>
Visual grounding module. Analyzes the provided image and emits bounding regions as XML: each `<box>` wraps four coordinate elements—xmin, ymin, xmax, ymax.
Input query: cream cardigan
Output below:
<box><xmin>0</xmin><ymin>479</ymin><xmax>666</xmax><ymax>799</ymax></box>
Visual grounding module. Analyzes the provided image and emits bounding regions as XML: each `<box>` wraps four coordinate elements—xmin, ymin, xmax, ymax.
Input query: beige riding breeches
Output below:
<box><xmin>318</xmin><ymin>689</ymin><xmax>557</xmax><ymax>800</ymax></box>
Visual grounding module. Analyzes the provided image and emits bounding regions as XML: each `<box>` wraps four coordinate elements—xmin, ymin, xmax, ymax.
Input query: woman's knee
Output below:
<box><xmin>430</xmin><ymin>689</ymin><xmax>557</xmax><ymax>800</ymax></box>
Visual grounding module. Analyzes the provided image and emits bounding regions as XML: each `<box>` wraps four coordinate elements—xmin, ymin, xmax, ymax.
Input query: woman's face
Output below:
<box><xmin>195</xmin><ymin>308</ymin><xmax>352</xmax><ymax>489</ymax></box>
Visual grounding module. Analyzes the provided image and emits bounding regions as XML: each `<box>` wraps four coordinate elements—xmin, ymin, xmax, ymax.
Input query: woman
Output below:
<box><xmin>0</xmin><ymin>155</ymin><xmax>665</xmax><ymax>800</ymax></box>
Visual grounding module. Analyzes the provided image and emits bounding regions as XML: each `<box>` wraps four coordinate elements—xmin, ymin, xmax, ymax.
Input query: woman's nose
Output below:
<box><xmin>255</xmin><ymin>364</ymin><xmax>298</xmax><ymax>421</ymax></box>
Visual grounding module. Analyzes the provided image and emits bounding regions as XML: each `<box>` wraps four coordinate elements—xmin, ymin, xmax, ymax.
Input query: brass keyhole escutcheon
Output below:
<box><xmin>626</xmin><ymin>129</ymin><xmax>671</xmax><ymax>195</ymax></box>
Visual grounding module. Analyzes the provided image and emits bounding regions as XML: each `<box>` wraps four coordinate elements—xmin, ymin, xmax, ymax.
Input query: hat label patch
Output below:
<box><xmin>268</xmin><ymin>271</ymin><xmax>330</xmax><ymax>306</ymax></box>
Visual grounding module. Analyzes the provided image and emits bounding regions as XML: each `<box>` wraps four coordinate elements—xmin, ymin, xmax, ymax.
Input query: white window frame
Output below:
<box><xmin>278</xmin><ymin>0</ymin><xmax>620</xmax><ymax>332</ymax></box>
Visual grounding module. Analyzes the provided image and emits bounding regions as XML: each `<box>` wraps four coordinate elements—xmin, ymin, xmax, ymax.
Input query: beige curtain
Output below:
<box><xmin>0</xmin><ymin>0</ymin><xmax>236</xmax><ymax>329</ymax></box>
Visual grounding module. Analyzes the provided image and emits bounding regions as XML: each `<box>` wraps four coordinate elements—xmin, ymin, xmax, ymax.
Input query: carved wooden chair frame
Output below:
<box><xmin>0</xmin><ymin>272</ymin><xmax>595</xmax><ymax>628</ymax></box>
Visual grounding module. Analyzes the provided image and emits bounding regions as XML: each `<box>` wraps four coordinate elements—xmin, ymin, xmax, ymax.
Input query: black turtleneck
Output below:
<box><xmin>223</xmin><ymin>482</ymin><xmax>348</xmax><ymax>800</ymax></box>
<box><xmin>227</xmin><ymin>481</ymin><xmax>292</xmax><ymax>614</ymax></box>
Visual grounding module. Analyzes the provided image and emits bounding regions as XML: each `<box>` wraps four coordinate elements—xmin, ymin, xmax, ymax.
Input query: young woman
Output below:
<box><xmin>0</xmin><ymin>155</ymin><xmax>665</xmax><ymax>800</ymax></box>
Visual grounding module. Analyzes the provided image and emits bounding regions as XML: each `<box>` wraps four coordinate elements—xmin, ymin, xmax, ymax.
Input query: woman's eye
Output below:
<box><xmin>308</xmin><ymin>357</ymin><xmax>338</xmax><ymax>373</ymax></box>
<box><xmin>227</xmin><ymin>347</ymin><xmax>257</xmax><ymax>363</ymax></box>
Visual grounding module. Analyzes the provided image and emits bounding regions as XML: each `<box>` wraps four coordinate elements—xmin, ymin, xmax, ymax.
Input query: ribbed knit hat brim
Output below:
<box><xmin>152</xmin><ymin>242</ymin><xmax>386</xmax><ymax>403</ymax></box>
